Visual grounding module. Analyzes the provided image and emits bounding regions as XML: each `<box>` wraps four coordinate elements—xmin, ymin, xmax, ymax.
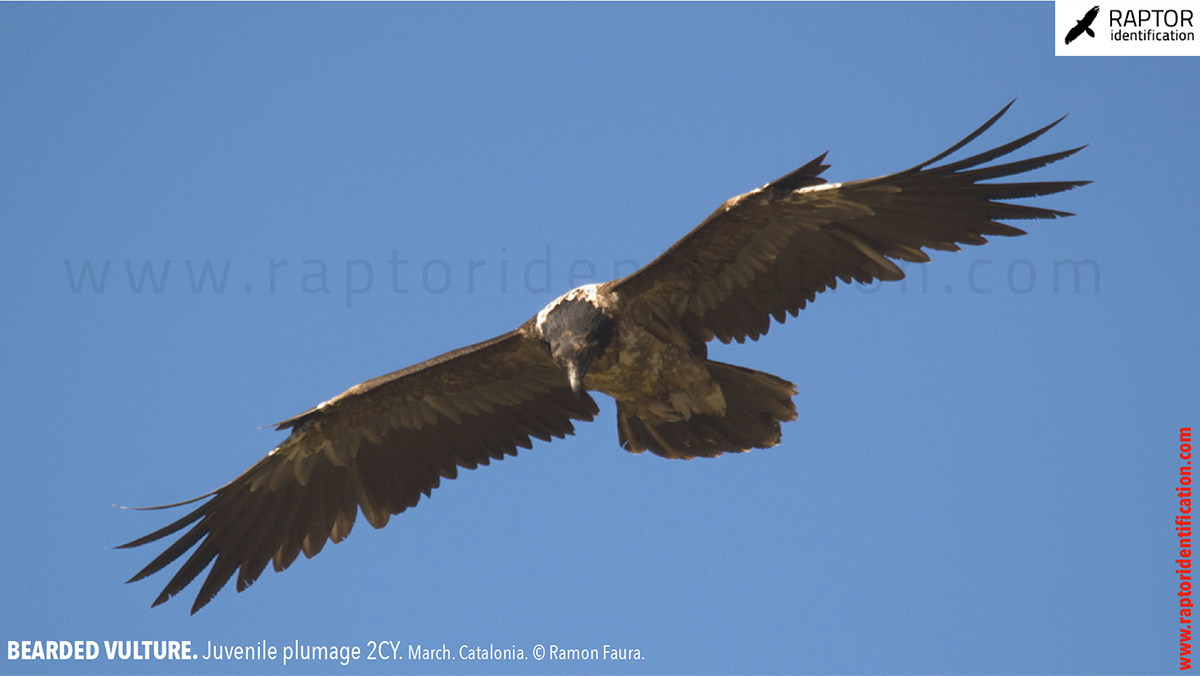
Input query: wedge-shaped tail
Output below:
<box><xmin>617</xmin><ymin>361</ymin><xmax>798</xmax><ymax>459</ymax></box>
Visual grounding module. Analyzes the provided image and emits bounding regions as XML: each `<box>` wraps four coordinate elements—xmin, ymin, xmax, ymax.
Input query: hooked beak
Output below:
<box><xmin>564</xmin><ymin>361</ymin><xmax>586</xmax><ymax>398</ymax></box>
<box><xmin>552</xmin><ymin>331</ymin><xmax>592</xmax><ymax>398</ymax></box>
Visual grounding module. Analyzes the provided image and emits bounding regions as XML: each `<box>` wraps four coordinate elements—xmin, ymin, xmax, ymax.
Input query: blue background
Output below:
<box><xmin>1</xmin><ymin>3</ymin><xmax>1193</xmax><ymax>674</ymax></box>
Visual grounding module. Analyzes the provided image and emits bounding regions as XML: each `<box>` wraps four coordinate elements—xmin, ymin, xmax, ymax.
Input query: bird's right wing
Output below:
<box><xmin>119</xmin><ymin>322</ymin><xmax>598</xmax><ymax>614</ymax></box>
<box><xmin>609</xmin><ymin>102</ymin><xmax>1088</xmax><ymax>345</ymax></box>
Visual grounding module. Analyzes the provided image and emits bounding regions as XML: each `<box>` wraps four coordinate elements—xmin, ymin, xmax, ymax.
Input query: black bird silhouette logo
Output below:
<box><xmin>1066</xmin><ymin>5</ymin><xmax>1100</xmax><ymax>44</ymax></box>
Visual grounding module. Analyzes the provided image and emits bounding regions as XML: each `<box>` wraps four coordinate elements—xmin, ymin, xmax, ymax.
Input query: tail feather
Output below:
<box><xmin>617</xmin><ymin>361</ymin><xmax>797</xmax><ymax>459</ymax></box>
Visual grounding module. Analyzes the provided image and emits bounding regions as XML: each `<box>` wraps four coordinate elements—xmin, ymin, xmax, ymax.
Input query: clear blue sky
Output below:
<box><xmin>1</xmin><ymin>3</ymin><xmax>1193</xmax><ymax>675</ymax></box>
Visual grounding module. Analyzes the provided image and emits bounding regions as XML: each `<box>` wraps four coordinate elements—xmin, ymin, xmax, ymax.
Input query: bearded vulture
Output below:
<box><xmin>120</xmin><ymin>101</ymin><xmax>1088</xmax><ymax>613</ymax></box>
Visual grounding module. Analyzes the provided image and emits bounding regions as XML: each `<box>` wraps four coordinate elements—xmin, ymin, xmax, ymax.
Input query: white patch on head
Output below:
<box><xmin>535</xmin><ymin>284</ymin><xmax>618</xmax><ymax>334</ymax></box>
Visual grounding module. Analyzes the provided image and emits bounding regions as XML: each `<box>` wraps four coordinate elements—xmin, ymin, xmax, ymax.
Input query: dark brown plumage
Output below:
<box><xmin>120</xmin><ymin>101</ymin><xmax>1087</xmax><ymax>613</ymax></box>
<box><xmin>121</xmin><ymin>331</ymin><xmax>599</xmax><ymax>613</ymax></box>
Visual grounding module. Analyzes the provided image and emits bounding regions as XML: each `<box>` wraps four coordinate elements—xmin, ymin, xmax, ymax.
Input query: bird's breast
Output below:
<box><xmin>583</xmin><ymin>318</ymin><xmax>725</xmax><ymax>423</ymax></box>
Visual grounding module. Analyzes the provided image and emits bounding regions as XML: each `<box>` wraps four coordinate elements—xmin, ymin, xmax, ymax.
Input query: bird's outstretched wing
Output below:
<box><xmin>119</xmin><ymin>323</ymin><xmax>597</xmax><ymax>613</ymax></box>
<box><xmin>609</xmin><ymin>101</ymin><xmax>1089</xmax><ymax>345</ymax></box>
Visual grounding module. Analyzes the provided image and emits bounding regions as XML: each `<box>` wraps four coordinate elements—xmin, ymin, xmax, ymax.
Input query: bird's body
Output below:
<box><xmin>543</xmin><ymin>284</ymin><xmax>724</xmax><ymax>423</ymax></box>
<box><xmin>121</xmin><ymin>102</ymin><xmax>1088</xmax><ymax>613</ymax></box>
<box><xmin>536</xmin><ymin>284</ymin><xmax>797</xmax><ymax>458</ymax></box>
<box><xmin>573</xmin><ymin>296</ymin><xmax>726</xmax><ymax>425</ymax></box>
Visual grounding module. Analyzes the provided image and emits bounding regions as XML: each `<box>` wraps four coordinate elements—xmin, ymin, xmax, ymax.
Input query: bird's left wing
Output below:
<box><xmin>609</xmin><ymin>102</ymin><xmax>1089</xmax><ymax>345</ymax></box>
<box><xmin>119</xmin><ymin>323</ymin><xmax>597</xmax><ymax>613</ymax></box>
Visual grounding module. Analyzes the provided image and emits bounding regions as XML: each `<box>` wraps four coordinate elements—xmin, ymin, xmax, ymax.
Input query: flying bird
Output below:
<box><xmin>1065</xmin><ymin>5</ymin><xmax>1100</xmax><ymax>44</ymax></box>
<box><xmin>120</xmin><ymin>102</ymin><xmax>1088</xmax><ymax>613</ymax></box>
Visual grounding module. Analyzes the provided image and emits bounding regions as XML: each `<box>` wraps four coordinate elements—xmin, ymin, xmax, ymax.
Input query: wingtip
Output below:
<box><xmin>115</xmin><ymin>492</ymin><xmax>216</xmax><ymax>512</ymax></box>
<box><xmin>1043</xmin><ymin>113</ymin><xmax>1069</xmax><ymax>132</ymax></box>
<box><xmin>910</xmin><ymin>100</ymin><xmax>1020</xmax><ymax>170</ymax></box>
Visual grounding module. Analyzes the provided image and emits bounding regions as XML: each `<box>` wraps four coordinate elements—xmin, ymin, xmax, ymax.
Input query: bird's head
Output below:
<box><xmin>537</xmin><ymin>297</ymin><xmax>615</xmax><ymax>397</ymax></box>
